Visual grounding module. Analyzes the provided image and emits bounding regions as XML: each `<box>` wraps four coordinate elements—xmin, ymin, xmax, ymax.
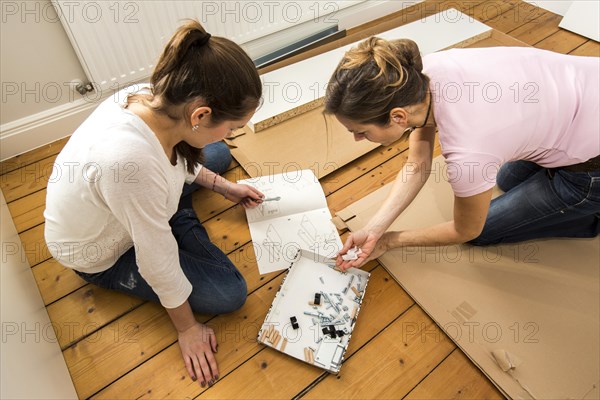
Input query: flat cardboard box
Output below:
<box><xmin>229</xmin><ymin>110</ymin><xmax>379</xmax><ymax>179</ymax></box>
<box><xmin>257</xmin><ymin>250</ymin><xmax>370</xmax><ymax>373</ymax></box>
<box><xmin>336</xmin><ymin>157</ymin><xmax>600</xmax><ymax>399</ymax></box>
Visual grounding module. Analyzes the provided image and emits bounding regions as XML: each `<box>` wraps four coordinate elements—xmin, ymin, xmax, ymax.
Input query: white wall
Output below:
<box><xmin>0</xmin><ymin>0</ymin><xmax>422</xmax><ymax>161</ymax></box>
<box><xmin>0</xmin><ymin>0</ymin><xmax>97</xmax><ymax>162</ymax></box>
<box><xmin>0</xmin><ymin>0</ymin><xmax>88</xmax><ymax>124</ymax></box>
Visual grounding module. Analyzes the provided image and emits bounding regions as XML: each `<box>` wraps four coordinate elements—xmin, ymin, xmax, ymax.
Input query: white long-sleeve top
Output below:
<box><xmin>44</xmin><ymin>86</ymin><xmax>200</xmax><ymax>308</ymax></box>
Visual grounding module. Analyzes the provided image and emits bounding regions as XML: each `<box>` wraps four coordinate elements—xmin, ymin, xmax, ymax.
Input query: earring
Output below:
<box><xmin>192</xmin><ymin>124</ymin><xmax>199</xmax><ymax>131</ymax></box>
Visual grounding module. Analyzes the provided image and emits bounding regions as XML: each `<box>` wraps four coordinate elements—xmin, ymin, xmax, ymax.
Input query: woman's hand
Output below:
<box><xmin>336</xmin><ymin>230</ymin><xmax>392</xmax><ymax>271</ymax></box>
<box><xmin>223</xmin><ymin>182</ymin><xmax>264</xmax><ymax>208</ymax></box>
<box><xmin>178</xmin><ymin>322</ymin><xmax>219</xmax><ymax>387</ymax></box>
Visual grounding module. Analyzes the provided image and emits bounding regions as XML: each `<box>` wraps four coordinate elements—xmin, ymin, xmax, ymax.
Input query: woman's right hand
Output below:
<box><xmin>178</xmin><ymin>322</ymin><xmax>219</xmax><ymax>387</ymax></box>
<box><xmin>336</xmin><ymin>230</ymin><xmax>384</xmax><ymax>271</ymax></box>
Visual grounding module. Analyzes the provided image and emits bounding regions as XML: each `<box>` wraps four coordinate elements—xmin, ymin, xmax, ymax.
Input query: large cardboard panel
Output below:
<box><xmin>337</xmin><ymin>157</ymin><xmax>600</xmax><ymax>399</ymax></box>
<box><xmin>230</xmin><ymin>108</ymin><xmax>379</xmax><ymax>179</ymax></box>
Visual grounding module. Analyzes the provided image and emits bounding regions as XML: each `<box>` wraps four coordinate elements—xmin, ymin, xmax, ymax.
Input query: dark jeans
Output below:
<box><xmin>470</xmin><ymin>161</ymin><xmax>600</xmax><ymax>245</ymax></box>
<box><xmin>76</xmin><ymin>142</ymin><xmax>246</xmax><ymax>314</ymax></box>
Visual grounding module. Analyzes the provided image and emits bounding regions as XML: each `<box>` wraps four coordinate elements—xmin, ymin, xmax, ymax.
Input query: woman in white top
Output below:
<box><xmin>45</xmin><ymin>20</ymin><xmax>263</xmax><ymax>388</ymax></box>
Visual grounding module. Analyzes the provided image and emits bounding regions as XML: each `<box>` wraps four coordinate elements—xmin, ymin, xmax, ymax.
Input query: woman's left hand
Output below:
<box><xmin>223</xmin><ymin>183</ymin><xmax>264</xmax><ymax>208</ymax></box>
<box><xmin>336</xmin><ymin>231</ymin><xmax>393</xmax><ymax>271</ymax></box>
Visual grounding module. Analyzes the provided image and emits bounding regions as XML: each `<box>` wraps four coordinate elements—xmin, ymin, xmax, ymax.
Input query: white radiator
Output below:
<box><xmin>52</xmin><ymin>0</ymin><xmax>367</xmax><ymax>94</ymax></box>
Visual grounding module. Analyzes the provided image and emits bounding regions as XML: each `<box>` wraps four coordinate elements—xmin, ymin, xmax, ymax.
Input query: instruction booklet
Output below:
<box><xmin>238</xmin><ymin>169</ymin><xmax>343</xmax><ymax>274</ymax></box>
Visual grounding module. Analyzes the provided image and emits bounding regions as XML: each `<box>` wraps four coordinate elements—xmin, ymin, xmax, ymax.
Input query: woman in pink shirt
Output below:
<box><xmin>326</xmin><ymin>37</ymin><xmax>600</xmax><ymax>270</ymax></box>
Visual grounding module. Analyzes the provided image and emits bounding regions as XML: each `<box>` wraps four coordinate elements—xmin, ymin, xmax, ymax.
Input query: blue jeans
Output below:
<box><xmin>75</xmin><ymin>142</ymin><xmax>246</xmax><ymax>314</ymax></box>
<box><xmin>470</xmin><ymin>161</ymin><xmax>600</xmax><ymax>245</ymax></box>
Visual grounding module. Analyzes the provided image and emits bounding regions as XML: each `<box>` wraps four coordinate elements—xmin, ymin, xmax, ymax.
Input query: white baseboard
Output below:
<box><xmin>0</xmin><ymin>98</ymin><xmax>99</xmax><ymax>161</ymax></box>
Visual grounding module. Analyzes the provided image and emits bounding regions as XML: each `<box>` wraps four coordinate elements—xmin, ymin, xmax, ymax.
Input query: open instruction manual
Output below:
<box><xmin>238</xmin><ymin>169</ymin><xmax>343</xmax><ymax>274</ymax></box>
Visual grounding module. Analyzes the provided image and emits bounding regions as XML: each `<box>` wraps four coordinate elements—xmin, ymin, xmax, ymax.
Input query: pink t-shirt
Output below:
<box><xmin>423</xmin><ymin>47</ymin><xmax>599</xmax><ymax>197</ymax></box>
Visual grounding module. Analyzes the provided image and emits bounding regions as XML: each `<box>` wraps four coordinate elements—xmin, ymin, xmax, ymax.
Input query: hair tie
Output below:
<box><xmin>198</xmin><ymin>32</ymin><xmax>211</xmax><ymax>47</ymax></box>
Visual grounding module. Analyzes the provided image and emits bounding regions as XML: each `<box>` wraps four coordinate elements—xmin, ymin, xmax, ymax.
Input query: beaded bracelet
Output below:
<box><xmin>211</xmin><ymin>174</ymin><xmax>219</xmax><ymax>192</ymax></box>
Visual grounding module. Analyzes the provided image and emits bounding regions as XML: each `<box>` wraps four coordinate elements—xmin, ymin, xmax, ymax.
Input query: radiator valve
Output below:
<box><xmin>69</xmin><ymin>79</ymin><xmax>94</xmax><ymax>95</ymax></box>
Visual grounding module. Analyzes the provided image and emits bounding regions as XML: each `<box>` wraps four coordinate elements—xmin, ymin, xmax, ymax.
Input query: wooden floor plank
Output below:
<box><xmin>0</xmin><ymin>154</ymin><xmax>56</xmax><ymax>203</ymax></box>
<box><xmin>535</xmin><ymin>29</ymin><xmax>589</xmax><ymax>54</ymax></box>
<box><xmin>6</xmin><ymin>188</ymin><xmax>46</xmax><ymax>233</ymax></box>
<box><xmin>483</xmin><ymin>1</ymin><xmax>545</xmax><ymax>33</ymax></box>
<box><xmin>0</xmin><ymin>136</ymin><xmax>69</xmax><ymax>175</ymax></box>
<box><xmin>47</xmin><ymin>285</ymin><xmax>144</xmax><ymax>349</ymax></box>
<box><xmin>92</xmin><ymin>272</ymin><xmax>288</xmax><ymax>399</ymax></box>
<box><xmin>470</xmin><ymin>0</ymin><xmax>521</xmax><ymax>23</ymax></box>
<box><xmin>508</xmin><ymin>11</ymin><xmax>563</xmax><ymax>46</ymax></box>
<box><xmin>19</xmin><ymin>223</ymin><xmax>50</xmax><ymax>267</ymax></box>
<box><xmin>569</xmin><ymin>40</ymin><xmax>600</xmax><ymax>57</ymax></box>
<box><xmin>405</xmin><ymin>349</ymin><xmax>504</xmax><ymax>399</ymax></box>
<box><xmin>328</xmin><ymin>144</ymin><xmax>442</xmax><ymax>215</ymax></box>
<box><xmin>327</xmin><ymin>152</ymin><xmax>406</xmax><ymax>215</ymax></box>
<box><xmin>321</xmin><ymin>139</ymin><xmax>409</xmax><ymax>196</ymax></box>
<box><xmin>31</xmin><ymin>259</ymin><xmax>87</xmax><ymax>306</ymax></box>
<box><xmin>195</xmin><ymin>266</ymin><xmax>414</xmax><ymax>400</ymax></box>
<box><xmin>63</xmin><ymin>302</ymin><xmax>203</xmax><ymax>399</ymax></box>
<box><xmin>300</xmin><ymin>306</ymin><xmax>456</xmax><ymax>399</ymax></box>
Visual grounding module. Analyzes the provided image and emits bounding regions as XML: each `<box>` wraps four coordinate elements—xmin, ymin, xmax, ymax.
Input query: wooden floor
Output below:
<box><xmin>1</xmin><ymin>1</ymin><xmax>598</xmax><ymax>398</ymax></box>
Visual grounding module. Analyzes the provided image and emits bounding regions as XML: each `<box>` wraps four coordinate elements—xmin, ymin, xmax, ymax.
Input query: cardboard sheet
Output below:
<box><xmin>336</xmin><ymin>157</ymin><xmax>600</xmax><ymax>399</ymax></box>
<box><xmin>231</xmin><ymin>108</ymin><xmax>379</xmax><ymax>179</ymax></box>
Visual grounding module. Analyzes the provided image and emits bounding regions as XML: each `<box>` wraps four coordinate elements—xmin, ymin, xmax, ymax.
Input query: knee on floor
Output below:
<box><xmin>189</xmin><ymin>275</ymin><xmax>248</xmax><ymax>315</ymax></box>
<box><xmin>222</xmin><ymin>277</ymin><xmax>248</xmax><ymax>313</ymax></box>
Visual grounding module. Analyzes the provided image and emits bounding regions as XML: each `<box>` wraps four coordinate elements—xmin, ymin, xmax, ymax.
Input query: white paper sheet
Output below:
<box><xmin>239</xmin><ymin>170</ymin><xmax>343</xmax><ymax>274</ymax></box>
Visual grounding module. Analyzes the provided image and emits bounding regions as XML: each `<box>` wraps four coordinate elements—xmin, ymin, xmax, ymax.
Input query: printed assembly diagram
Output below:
<box><xmin>239</xmin><ymin>170</ymin><xmax>343</xmax><ymax>274</ymax></box>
